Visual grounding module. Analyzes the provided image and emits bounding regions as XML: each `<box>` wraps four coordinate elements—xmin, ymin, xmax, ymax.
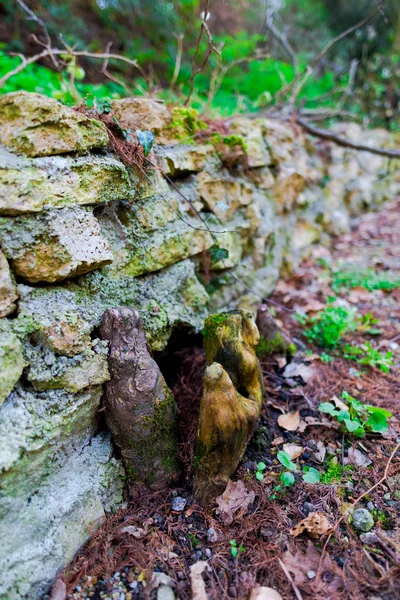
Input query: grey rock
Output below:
<box><xmin>359</xmin><ymin>532</ymin><xmax>378</xmax><ymax>544</ymax></box>
<box><xmin>352</xmin><ymin>508</ymin><xmax>374</xmax><ymax>532</ymax></box>
<box><xmin>171</xmin><ymin>496</ymin><xmax>187</xmax><ymax>512</ymax></box>
<box><xmin>157</xmin><ymin>585</ymin><xmax>175</xmax><ymax>600</ymax></box>
<box><xmin>307</xmin><ymin>571</ymin><xmax>316</xmax><ymax>580</ymax></box>
<box><xmin>207</xmin><ymin>526</ymin><xmax>218</xmax><ymax>543</ymax></box>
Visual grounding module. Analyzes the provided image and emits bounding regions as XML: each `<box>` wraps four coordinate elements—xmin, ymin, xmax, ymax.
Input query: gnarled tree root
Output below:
<box><xmin>193</xmin><ymin>309</ymin><xmax>264</xmax><ymax>505</ymax></box>
<box><xmin>100</xmin><ymin>307</ymin><xmax>178</xmax><ymax>490</ymax></box>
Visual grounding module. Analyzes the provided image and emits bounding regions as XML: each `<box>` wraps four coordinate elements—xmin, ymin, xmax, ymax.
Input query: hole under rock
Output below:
<box><xmin>154</xmin><ymin>325</ymin><xmax>206</xmax><ymax>479</ymax></box>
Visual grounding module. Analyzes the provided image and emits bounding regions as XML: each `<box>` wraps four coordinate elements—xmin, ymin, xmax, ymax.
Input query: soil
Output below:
<box><xmin>56</xmin><ymin>200</ymin><xmax>400</xmax><ymax>600</ymax></box>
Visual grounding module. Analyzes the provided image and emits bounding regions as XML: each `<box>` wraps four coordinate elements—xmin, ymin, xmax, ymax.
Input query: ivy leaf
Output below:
<box><xmin>208</xmin><ymin>244</ymin><xmax>229</xmax><ymax>264</ymax></box>
<box><xmin>136</xmin><ymin>130</ymin><xmax>155</xmax><ymax>156</ymax></box>
<box><xmin>366</xmin><ymin>405</ymin><xmax>392</xmax><ymax>418</ymax></box>
<box><xmin>257</xmin><ymin>462</ymin><xmax>267</xmax><ymax>471</ymax></box>
<box><xmin>277</xmin><ymin>450</ymin><xmax>298</xmax><ymax>472</ymax></box>
<box><xmin>280</xmin><ymin>471</ymin><xmax>295</xmax><ymax>487</ymax></box>
<box><xmin>344</xmin><ymin>418</ymin><xmax>363</xmax><ymax>433</ymax></box>
<box><xmin>367</xmin><ymin>412</ymin><xmax>389</xmax><ymax>433</ymax></box>
<box><xmin>302</xmin><ymin>467</ymin><xmax>320</xmax><ymax>484</ymax></box>
<box><xmin>255</xmin><ymin>471</ymin><xmax>264</xmax><ymax>481</ymax></box>
<box><xmin>319</xmin><ymin>402</ymin><xmax>338</xmax><ymax>416</ymax></box>
<box><xmin>94</xmin><ymin>98</ymin><xmax>112</xmax><ymax>114</ymax></box>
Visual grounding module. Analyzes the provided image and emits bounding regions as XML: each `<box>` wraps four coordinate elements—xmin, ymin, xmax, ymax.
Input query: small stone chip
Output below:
<box><xmin>171</xmin><ymin>496</ymin><xmax>187</xmax><ymax>512</ymax></box>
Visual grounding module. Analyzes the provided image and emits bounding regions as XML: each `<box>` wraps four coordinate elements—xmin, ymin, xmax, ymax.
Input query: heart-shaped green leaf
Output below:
<box><xmin>136</xmin><ymin>129</ymin><xmax>155</xmax><ymax>156</ymax></box>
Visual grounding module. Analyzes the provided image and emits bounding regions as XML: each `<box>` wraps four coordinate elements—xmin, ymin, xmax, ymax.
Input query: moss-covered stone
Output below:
<box><xmin>228</xmin><ymin>118</ymin><xmax>271</xmax><ymax>167</ymax></box>
<box><xmin>26</xmin><ymin>340</ymin><xmax>110</xmax><ymax>393</ymax></box>
<box><xmin>0</xmin><ymin>147</ymin><xmax>132</xmax><ymax>215</ymax></box>
<box><xmin>0</xmin><ymin>320</ymin><xmax>26</xmax><ymax>406</ymax></box>
<box><xmin>0</xmin><ymin>250</ymin><xmax>18</xmax><ymax>317</ymax></box>
<box><xmin>111</xmin><ymin>97</ymin><xmax>172</xmax><ymax>145</ymax></box>
<box><xmin>0</xmin><ymin>91</ymin><xmax>109</xmax><ymax>157</ymax></box>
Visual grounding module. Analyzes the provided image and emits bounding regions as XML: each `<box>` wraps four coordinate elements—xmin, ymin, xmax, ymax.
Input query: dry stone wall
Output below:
<box><xmin>0</xmin><ymin>91</ymin><xmax>399</xmax><ymax>599</ymax></box>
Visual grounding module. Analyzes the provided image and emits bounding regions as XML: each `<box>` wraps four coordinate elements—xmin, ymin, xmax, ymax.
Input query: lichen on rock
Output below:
<box><xmin>0</xmin><ymin>249</ymin><xmax>18</xmax><ymax>317</ymax></box>
<box><xmin>0</xmin><ymin>147</ymin><xmax>132</xmax><ymax>215</ymax></box>
<box><xmin>0</xmin><ymin>91</ymin><xmax>109</xmax><ymax>157</ymax></box>
<box><xmin>0</xmin><ymin>319</ymin><xmax>26</xmax><ymax>406</ymax></box>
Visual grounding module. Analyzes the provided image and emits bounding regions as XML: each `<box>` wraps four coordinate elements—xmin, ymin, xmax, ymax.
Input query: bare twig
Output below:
<box><xmin>17</xmin><ymin>0</ymin><xmax>51</xmax><ymax>46</ymax></box>
<box><xmin>0</xmin><ymin>46</ymin><xmax>149</xmax><ymax>90</ymax></box>
<box><xmin>296</xmin><ymin>116</ymin><xmax>400</xmax><ymax>159</ymax></box>
<box><xmin>184</xmin><ymin>0</ymin><xmax>221</xmax><ymax>106</ymax></box>
<box><xmin>265</xmin><ymin>4</ymin><xmax>299</xmax><ymax>75</ymax></box>
<box><xmin>170</xmin><ymin>34</ymin><xmax>184</xmax><ymax>90</ymax></box>
<box><xmin>278</xmin><ymin>557</ymin><xmax>303</xmax><ymax>600</ymax></box>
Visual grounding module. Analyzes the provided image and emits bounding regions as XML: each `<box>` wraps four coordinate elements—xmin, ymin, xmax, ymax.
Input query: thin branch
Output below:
<box><xmin>265</xmin><ymin>12</ymin><xmax>299</xmax><ymax>75</ymax></box>
<box><xmin>17</xmin><ymin>0</ymin><xmax>51</xmax><ymax>46</ymax></box>
<box><xmin>184</xmin><ymin>0</ymin><xmax>221</xmax><ymax>106</ymax></box>
<box><xmin>0</xmin><ymin>47</ymin><xmax>149</xmax><ymax>90</ymax></box>
<box><xmin>170</xmin><ymin>33</ymin><xmax>184</xmax><ymax>90</ymax></box>
<box><xmin>296</xmin><ymin>116</ymin><xmax>400</xmax><ymax>159</ymax></box>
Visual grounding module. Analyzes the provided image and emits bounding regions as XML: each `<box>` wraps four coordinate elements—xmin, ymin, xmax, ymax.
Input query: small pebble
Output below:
<box><xmin>129</xmin><ymin>581</ymin><xmax>138</xmax><ymax>590</ymax></box>
<box><xmin>367</xmin><ymin>501</ymin><xmax>374</xmax><ymax>511</ymax></box>
<box><xmin>191</xmin><ymin>553</ymin><xmax>198</xmax><ymax>562</ymax></box>
<box><xmin>196</xmin><ymin>550</ymin><xmax>202</xmax><ymax>558</ymax></box>
<box><xmin>207</xmin><ymin>526</ymin><xmax>218</xmax><ymax>543</ymax></box>
<box><xmin>157</xmin><ymin>585</ymin><xmax>175</xmax><ymax>600</ymax></box>
<box><xmin>303</xmin><ymin>502</ymin><xmax>314</xmax><ymax>515</ymax></box>
<box><xmin>204</xmin><ymin>548</ymin><xmax>212</xmax><ymax>558</ymax></box>
<box><xmin>120</xmin><ymin>594</ymin><xmax>125</xmax><ymax>600</ymax></box>
<box><xmin>352</xmin><ymin>508</ymin><xmax>374</xmax><ymax>532</ymax></box>
<box><xmin>171</xmin><ymin>496</ymin><xmax>187</xmax><ymax>512</ymax></box>
<box><xmin>360</xmin><ymin>532</ymin><xmax>378</xmax><ymax>544</ymax></box>
<box><xmin>307</xmin><ymin>570</ymin><xmax>316</xmax><ymax>580</ymax></box>
<box><xmin>177</xmin><ymin>571</ymin><xmax>185</xmax><ymax>580</ymax></box>
<box><xmin>384</xmin><ymin>493</ymin><xmax>391</xmax><ymax>501</ymax></box>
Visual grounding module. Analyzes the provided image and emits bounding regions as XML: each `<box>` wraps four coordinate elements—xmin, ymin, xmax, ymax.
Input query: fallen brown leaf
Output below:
<box><xmin>278</xmin><ymin>410</ymin><xmax>300</xmax><ymax>432</ymax></box>
<box><xmin>331</xmin><ymin>395</ymin><xmax>348</xmax><ymax>411</ymax></box>
<box><xmin>190</xmin><ymin>560</ymin><xmax>210</xmax><ymax>600</ymax></box>
<box><xmin>282</xmin><ymin>443</ymin><xmax>303</xmax><ymax>460</ymax></box>
<box><xmin>290</xmin><ymin>511</ymin><xmax>333</xmax><ymax>538</ymax></box>
<box><xmin>311</xmin><ymin>440</ymin><xmax>326</xmax><ymax>463</ymax></box>
<box><xmin>345</xmin><ymin>447</ymin><xmax>372</xmax><ymax>467</ymax></box>
<box><xmin>215</xmin><ymin>480</ymin><xmax>255</xmax><ymax>525</ymax></box>
<box><xmin>283</xmin><ymin>362</ymin><xmax>315</xmax><ymax>383</ymax></box>
<box><xmin>120</xmin><ymin>518</ymin><xmax>153</xmax><ymax>539</ymax></box>
<box><xmin>249</xmin><ymin>587</ymin><xmax>283</xmax><ymax>600</ymax></box>
<box><xmin>283</xmin><ymin>541</ymin><xmax>344</xmax><ymax>596</ymax></box>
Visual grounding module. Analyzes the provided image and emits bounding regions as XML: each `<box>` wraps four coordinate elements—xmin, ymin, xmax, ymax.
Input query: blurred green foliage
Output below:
<box><xmin>0</xmin><ymin>0</ymin><xmax>398</xmax><ymax>125</ymax></box>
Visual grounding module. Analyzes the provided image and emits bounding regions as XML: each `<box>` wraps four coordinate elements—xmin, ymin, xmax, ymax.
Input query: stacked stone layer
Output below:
<box><xmin>0</xmin><ymin>91</ymin><xmax>399</xmax><ymax>599</ymax></box>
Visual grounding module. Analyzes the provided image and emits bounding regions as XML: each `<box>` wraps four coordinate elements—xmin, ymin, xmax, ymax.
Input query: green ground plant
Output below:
<box><xmin>270</xmin><ymin>451</ymin><xmax>320</xmax><ymax>497</ymax></box>
<box><xmin>343</xmin><ymin>342</ymin><xmax>393</xmax><ymax>373</ymax></box>
<box><xmin>297</xmin><ymin>303</ymin><xmax>358</xmax><ymax>348</ymax></box>
<box><xmin>331</xmin><ymin>266</ymin><xmax>400</xmax><ymax>293</ymax></box>
<box><xmin>230</xmin><ymin>539</ymin><xmax>245</xmax><ymax>558</ymax></box>
<box><xmin>319</xmin><ymin>391</ymin><xmax>392</xmax><ymax>437</ymax></box>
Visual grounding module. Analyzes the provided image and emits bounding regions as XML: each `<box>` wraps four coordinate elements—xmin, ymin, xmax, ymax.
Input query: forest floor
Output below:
<box><xmin>60</xmin><ymin>200</ymin><xmax>400</xmax><ymax>600</ymax></box>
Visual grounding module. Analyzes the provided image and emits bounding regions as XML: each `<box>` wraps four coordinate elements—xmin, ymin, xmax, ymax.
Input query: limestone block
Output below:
<box><xmin>291</xmin><ymin>218</ymin><xmax>322</xmax><ymax>252</ymax></box>
<box><xmin>111</xmin><ymin>97</ymin><xmax>172</xmax><ymax>144</ymax></box>
<box><xmin>0</xmin><ymin>146</ymin><xmax>131</xmax><ymax>215</ymax></box>
<box><xmin>156</xmin><ymin>143</ymin><xmax>213</xmax><ymax>175</ymax></box>
<box><xmin>273</xmin><ymin>166</ymin><xmax>307</xmax><ymax>213</ymax></box>
<box><xmin>229</xmin><ymin>118</ymin><xmax>271</xmax><ymax>167</ymax></box>
<box><xmin>0</xmin><ymin>91</ymin><xmax>109</xmax><ymax>157</ymax></box>
<box><xmin>261</xmin><ymin>118</ymin><xmax>295</xmax><ymax>164</ymax></box>
<box><xmin>0</xmin><ymin>250</ymin><xmax>18</xmax><ymax>317</ymax></box>
<box><xmin>0</xmin><ymin>320</ymin><xmax>26</xmax><ymax>406</ymax></box>
<box><xmin>26</xmin><ymin>340</ymin><xmax>110</xmax><ymax>393</ymax></box>
<box><xmin>123</xmin><ymin>216</ymin><xmax>213</xmax><ymax>277</ymax></box>
<box><xmin>196</xmin><ymin>171</ymin><xmax>242</xmax><ymax>222</ymax></box>
<box><xmin>0</xmin><ymin>207</ymin><xmax>113</xmax><ymax>283</ymax></box>
<box><xmin>0</xmin><ymin>432</ymin><xmax>122</xmax><ymax>600</ymax></box>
